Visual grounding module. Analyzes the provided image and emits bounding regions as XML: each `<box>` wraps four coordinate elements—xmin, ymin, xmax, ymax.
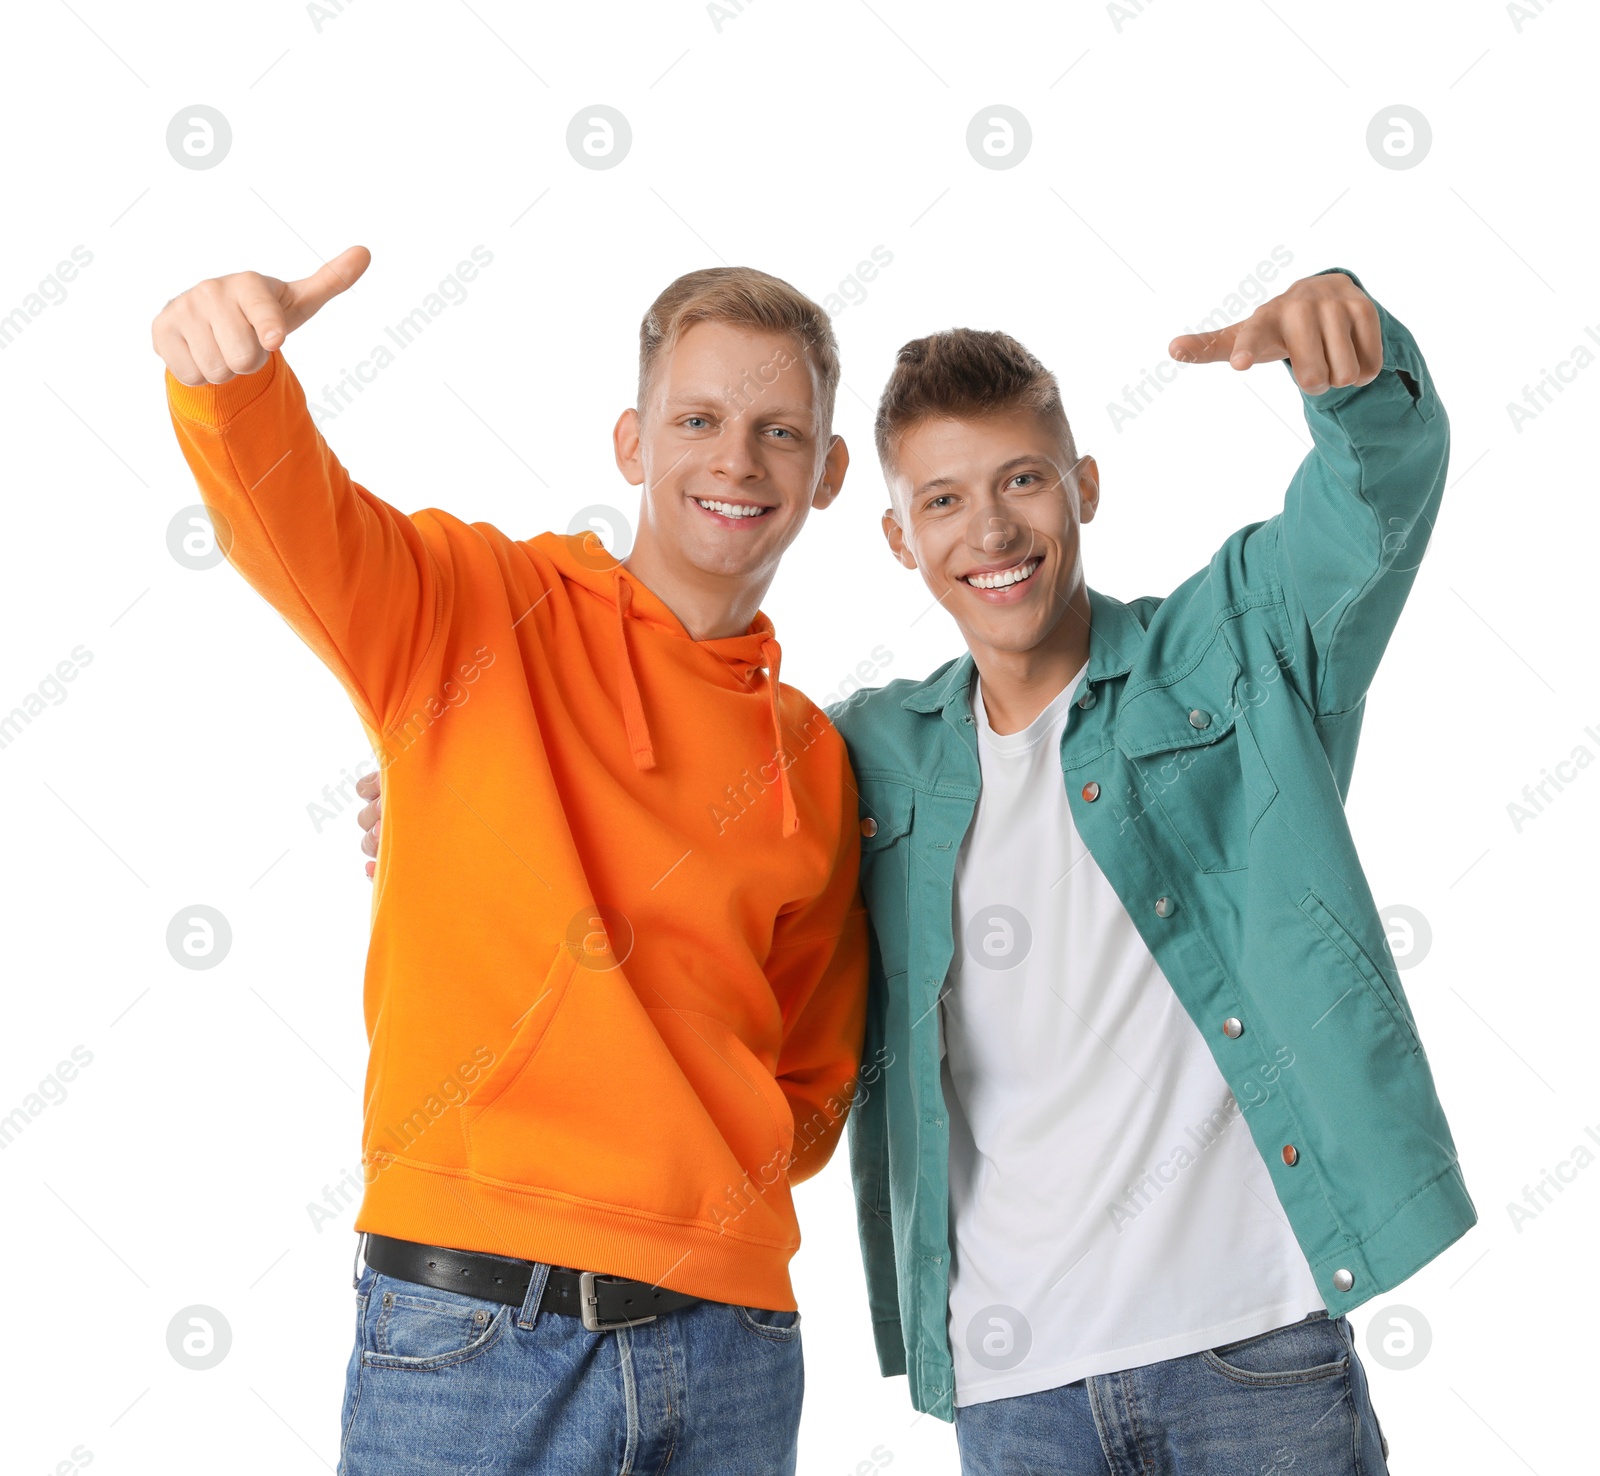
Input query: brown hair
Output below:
<box><xmin>874</xmin><ymin>328</ymin><xmax>1076</xmax><ymax>470</ymax></box>
<box><xmin>638</xmin><ymin>267</ymin><xmax>840</xmax><ymax>432</ymax></box>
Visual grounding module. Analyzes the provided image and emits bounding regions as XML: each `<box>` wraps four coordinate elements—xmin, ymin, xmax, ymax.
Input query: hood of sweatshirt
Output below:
<box><xmin>534</xmin><ymin>530</ymin><xmax>800</xmax><ymax>836</ymax></box>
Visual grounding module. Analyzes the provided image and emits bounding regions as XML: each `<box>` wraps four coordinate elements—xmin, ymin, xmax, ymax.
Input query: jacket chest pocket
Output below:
<box><xmin>857</xmin><ymin>780</ymin><xmax>914</xmax><ymax>980</ymax></box>
<box><xmin>1114</xmin><ymin>643</ymin><xmax>1276</xmax><ymax>875</ymax></box>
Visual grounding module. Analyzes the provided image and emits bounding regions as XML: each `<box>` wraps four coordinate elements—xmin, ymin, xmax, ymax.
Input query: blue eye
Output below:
<box><xmin>767</xmin><ymin>427</ymin><xmax>796</xmax><ymax>439</ymax></box>
<box><xmin>1011</xmin><ymin>473</ymin><xmax>1039</xmax><ymax>488</ymax></box>
<box><xmin>684</xmin><ymin>416</ymin><xmax>710</xmax><ymax>430</ymax></box>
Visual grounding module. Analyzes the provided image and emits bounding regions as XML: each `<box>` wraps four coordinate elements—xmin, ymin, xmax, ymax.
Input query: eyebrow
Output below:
<box><xmin>913</xmin><ymin>454</ymin><xmax>1048</xmax><ymax>496</ymax></box>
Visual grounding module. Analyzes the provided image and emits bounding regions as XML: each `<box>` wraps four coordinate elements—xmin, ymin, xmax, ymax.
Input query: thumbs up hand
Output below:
<box><xmin>152</xmin><ymin>244</ymin><xmax>371</xmax><ymax>386</ymax></box>
<box><xmin>1168</xmin><ymin>271</ymin><xmax>1383</xmax><ymax>396</ymax></box>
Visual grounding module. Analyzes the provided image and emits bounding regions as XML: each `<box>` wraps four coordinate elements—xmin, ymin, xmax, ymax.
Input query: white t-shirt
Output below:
<box><xmin>942</xmin><ymin>661</ymin><xmax>1323</xmax><ymax>1407</ymax></box>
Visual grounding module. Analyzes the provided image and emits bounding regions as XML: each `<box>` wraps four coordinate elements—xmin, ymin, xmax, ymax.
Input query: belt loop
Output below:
<box><xmin>351</xmin><ymin>1231</ymin><xmax>368</xmax><ymax>1290</ymax></box>
<box><xmin>517</xmin><ymin>1261</ymin><xmax>552</xmax><ymax>1331</ymax></box>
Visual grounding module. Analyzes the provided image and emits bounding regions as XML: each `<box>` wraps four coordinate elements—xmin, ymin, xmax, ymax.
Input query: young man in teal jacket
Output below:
<box><xmin>831</xmin><ymin>266</ymin><xmax>1472</xmax><ymax>1473</ymax></box>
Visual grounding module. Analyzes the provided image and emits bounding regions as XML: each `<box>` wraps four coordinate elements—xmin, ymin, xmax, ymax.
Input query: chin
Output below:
<box><xmin>981</xmin><ymin>628</ymin><xmax>1048</xmax><ymax>656</ymax></box>
<box><xmin>688</xmin><ymin>541</ymin><xmax>767</xmax><ymax>579</ymax></box>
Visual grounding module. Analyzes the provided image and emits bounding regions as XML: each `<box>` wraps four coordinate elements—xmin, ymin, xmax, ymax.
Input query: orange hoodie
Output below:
<box><xmin>166</xmin><ymin>349</ymin><xmax>868</xmax><ymax>1311</ymax></box>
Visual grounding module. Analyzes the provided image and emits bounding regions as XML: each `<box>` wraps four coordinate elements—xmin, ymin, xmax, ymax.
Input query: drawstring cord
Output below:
<box><xmin>613</xmin><ymin>571</ymin><xmax>657</xmax><ymax>770</ymax></box>
<box><xmin>759</xmin><ymin>635</ymin><xmax>799</xmax><ymax>838</ymax></box>
<box><xmin>611</xmin><ymin>565</ymin><xmax>796</xmax><ymax>835</ymax></box>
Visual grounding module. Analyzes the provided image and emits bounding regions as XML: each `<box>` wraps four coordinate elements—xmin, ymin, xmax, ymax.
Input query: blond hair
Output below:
<box><xmin>638</xmin><ymin>267</ymin><xmax>840</xmax><ymax>431</ymax></box>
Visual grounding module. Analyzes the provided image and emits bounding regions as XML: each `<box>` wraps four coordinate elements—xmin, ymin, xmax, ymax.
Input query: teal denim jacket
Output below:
<box><xmin>828</xmin><ymin>269</ymin><xmax>1476</xmax><ymax>1420</ymax></box>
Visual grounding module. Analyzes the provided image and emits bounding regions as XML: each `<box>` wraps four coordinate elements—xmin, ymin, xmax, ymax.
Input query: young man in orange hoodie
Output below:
<box><xmin>155</xmin><ymin>245</ymin><xmax>869</xmax><ymax>1475</ymax></box>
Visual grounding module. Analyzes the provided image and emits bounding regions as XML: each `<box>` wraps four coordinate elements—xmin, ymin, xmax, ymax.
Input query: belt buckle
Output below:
<box><xmin>579</xmin><ymin>1271</ymin><xmax>658</xmax><ymax>1332</ymax></box>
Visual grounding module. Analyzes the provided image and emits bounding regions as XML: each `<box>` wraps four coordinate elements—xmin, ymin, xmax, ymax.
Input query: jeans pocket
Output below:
<box><xmin>734</xmin><ymin>1304</ymin><xmax>802</xmax><ymax>1343</ymax></box>
<box><xmin>340</xmin><ymin>1281</ymin><xmax>371</xmax><ymax>1453</ymax></box>
<box><xmin>1202</xmin><ymin>1314</ymin><xmax>1349</xmax><ymax>1386</ymax></box>
<box><xmin>361</xmin><ymin>1273</ymin><xmax>509</xmax><ymax>1370</ymax></box>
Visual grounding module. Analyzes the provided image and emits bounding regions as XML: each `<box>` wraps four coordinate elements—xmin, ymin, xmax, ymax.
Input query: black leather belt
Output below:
<box><xmin>363</xmin><ymin>1233</ymin><xmax>703</xmax><ymax>1331</ymax></box>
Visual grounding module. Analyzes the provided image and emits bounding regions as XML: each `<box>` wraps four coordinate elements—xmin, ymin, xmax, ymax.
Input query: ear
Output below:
<box><xmin>613</xmin><ymin>407</ymin><xmax>644</xmax><ymax>487</ymax></box>
<box><xmin>1073</xmin><ymin>454</ymin><xmax>1101</xmax><ymax>525</ymax></box>
<box><xmin>882</xmin><ymin>507</ymin><xmax>918</xmax><ymax>570</ymax></box>
<box><xmin>812</xmin><ymin>434</ymin><xmax>850</xmax><ymax>510</ymax></box>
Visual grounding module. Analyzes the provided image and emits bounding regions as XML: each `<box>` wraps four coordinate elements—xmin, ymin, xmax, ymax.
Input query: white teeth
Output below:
<box><xmin>966</xmin><ymin>557</ymin><xmax>1042</xmax><ymax>590</ymax></box>
<box><xmin>695</xmin><ymin>498</ymin><xmax>767</xmax><ymax>519</ymax></box>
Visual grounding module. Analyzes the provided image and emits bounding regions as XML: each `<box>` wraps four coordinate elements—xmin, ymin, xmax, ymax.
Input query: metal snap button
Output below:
<box><xmin>1332</xmin><ymin>1268</ymin><xmax>1355</xmax><ymax>1293</ymax></box>
<box><xmin>1081</xmin><ymin>781</ymin><xmax>1100</xmax><ymax>802</ymax></box>
<box><xmin>1188</xmin><ymin>709</ymin><xmax>1211</xmax><ymax>729</ymax></box>
<box><xmin>1154</xmin><ymin>896</ymin><xmax>1175</xmax><ymax>918</ymax></box>
<box><xmin>1222</xmin><ymin>1017</ymin><xmax>1243</xmax><ymax>1039</ymax></box>
<box><xmin>1281</xmin><ymin>1145</ymin><xmax>1299</xmax><ymax>1167</ymax></box>
<box><xmin>860</xmin><ymin>817</ymin><xmax>878</xmax><ymax>837</ymax></box>
<box><xmin>1078</xmin><ymin>690</ymin><xmax>1097</xmax><ymax>709</ymax></box>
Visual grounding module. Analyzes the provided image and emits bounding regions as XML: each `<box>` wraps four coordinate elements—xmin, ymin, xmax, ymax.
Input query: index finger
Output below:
<box><xmin>235</xmin><ymin>285</ymin><xmax>289</xmax><ymax>353</ymax></box>
<box><xmin>1169</xmin><ymin>322</ymin><xmax>1238</xmax><ymax>365</ymax></box>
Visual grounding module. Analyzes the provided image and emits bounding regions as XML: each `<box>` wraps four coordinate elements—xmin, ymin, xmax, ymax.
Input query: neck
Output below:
<box><xmin>621</xmin><ymin>540</ymin><xmax>773</xmax><ymax>641</ymax></box>
<box><xmin>970</xmin><ymin>583</ymin><xmax>1093</xmax><ymax>736</ymax></box>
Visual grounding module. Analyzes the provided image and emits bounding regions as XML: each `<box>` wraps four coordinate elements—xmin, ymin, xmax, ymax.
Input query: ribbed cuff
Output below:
<box><xmin>164</xmin><ymin>348</ymin><xmax>280</xmax><ymax>427</ymax></box>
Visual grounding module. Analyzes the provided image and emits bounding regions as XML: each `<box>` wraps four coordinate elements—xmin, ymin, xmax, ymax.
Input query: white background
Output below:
<box><xmin>2</xmin><ymin>1</ymin><xmax>1596</xmax><ymax>1472</ymax></box>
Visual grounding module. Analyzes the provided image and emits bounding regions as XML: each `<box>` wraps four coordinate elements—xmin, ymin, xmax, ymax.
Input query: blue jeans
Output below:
<box><xmin>338</xmin><ymin>1260</ymin><xmax>803</xmax><ymax>1474</ymax></box>
<box><xmin>954</xmin><ymin>1313</ymin><xmax>1389</xmax><ymax>1476</ymax></box>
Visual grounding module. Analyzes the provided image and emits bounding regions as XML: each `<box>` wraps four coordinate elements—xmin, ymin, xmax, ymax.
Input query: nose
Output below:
<box><xmin>966</xmin><ymin>498</ymin><xmax>1027</xmax><ymax>562</ymax></box>
<box><xmin>708</xmin><ymin>422</ymin><xmax>765</xmax><ymax>485</ymax></box>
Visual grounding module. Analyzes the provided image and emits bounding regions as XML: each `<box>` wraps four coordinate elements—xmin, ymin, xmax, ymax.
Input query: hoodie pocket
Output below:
<box><xmin>459</xmin><ymin>947</ymin><xmax>770</xmax><ymax>1225</ymax></box>
<box><xmin>461</xmin><ymin>947</ymin><xmax>579</xmax><ymax>1119</ymax></box>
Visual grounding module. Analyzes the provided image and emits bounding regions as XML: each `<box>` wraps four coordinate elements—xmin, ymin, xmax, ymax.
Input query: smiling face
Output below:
<box><xmin>614</xmin><ymin>320</ymin><xmax>848</xmax><ymax>599</ymax></box>
<box><xmin>883</xmin><ymin>408</ymin><xmax>1099</xmax><ymax>663</ymax></box>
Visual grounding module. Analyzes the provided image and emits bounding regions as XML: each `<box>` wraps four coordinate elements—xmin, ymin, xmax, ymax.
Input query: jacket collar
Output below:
<box><xmin>899</xmin><ymin>585</ymin><xmax>1147</xmax><ymax>715</ymax></box>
